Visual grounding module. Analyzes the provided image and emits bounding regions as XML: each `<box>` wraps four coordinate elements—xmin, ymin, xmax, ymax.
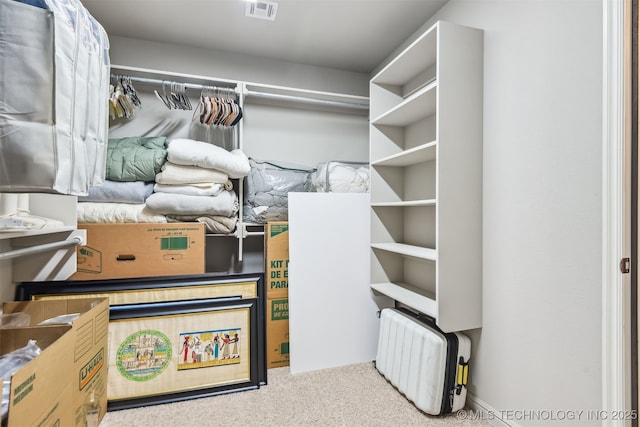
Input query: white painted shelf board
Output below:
<box><xmin>371</xmin><ymin>141</ymin><xmax>437</xmax><ymax>166</ymax></box>
<box><xmin>371</xmin><ymin>23</ymin><xmax>437</xmax><ymax>86</ymax></box>
<box><xmin>371</xmin><ymin>282</ymin><xmax>437</xmax><ymax>318</ymax></box>
<box><xmin>0</xmin><ymin>226</ymin><xmax>76</xmax><ymax>241</ymax></box>
<box><xmin>371</xmin><ymin>82</ymin><xmax>437</xmax><ymax>127</ymax></box>
<box><xmin>370</xmin><ymin>242</ymin><xmax>436</xmax><ymax>261</ymax></box>
<box><xmin>371</xmin><ymin>199</ymin><xmax>436</xmax><ymax>207</ymax></box>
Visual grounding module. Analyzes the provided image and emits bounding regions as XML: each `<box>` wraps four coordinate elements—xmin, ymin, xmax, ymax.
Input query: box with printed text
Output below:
<box><xmin>1</xmin><ymin>297</ymin><xmax>110</xmax><ymax>427</ymax></box>
<box><xmin>266</xmin><ymin>297</ymin><xmax>289</xmax><ymax>368</ymax></box>
<box><xmin>70</xmin><ymin>223</ymin><xmax>205</xmax><ymax>280</ymax></box>
<box><xmin>264</xmin><ymin>222</ymin><xmax>289</xmax><ymax>299</ymax></box>
<box><xmin>265</xmin><ymin>222</ymin><xmax>290</xmax><ymax>367</ymax></box>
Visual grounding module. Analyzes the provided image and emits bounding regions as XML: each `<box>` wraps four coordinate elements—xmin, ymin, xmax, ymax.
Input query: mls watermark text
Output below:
<box><xmin>456</xmin><ymin>409</ymin><xmax>638</xmax><ymax>422</ymax></box>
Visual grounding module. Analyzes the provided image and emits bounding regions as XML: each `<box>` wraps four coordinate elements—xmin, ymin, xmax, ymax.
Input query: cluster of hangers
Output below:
<box><xmin>108</xmin><ymin>75</ymin><xmax>243</xmax><ymax>127</ymax></box>
<box><xmin>193</xmin><ymin>86</ymin><xmax>243</xmax><ymax>128</ymax></box>
<box><xmin>154</xmin><ymin>81</ymin><xmax>193</xmax><ymax>111</ymax></box>
<box><xmin>109</xmin><ymin>75</ymin><xmax>142</xmax><ymax>119</ymax></box>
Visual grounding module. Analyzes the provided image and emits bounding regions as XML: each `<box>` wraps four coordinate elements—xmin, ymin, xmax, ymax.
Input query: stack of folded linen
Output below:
<box><xmin>77</xmin><ymin>136</ymin><xmax>169</xmax><ymax>223</ymax></box>
<box><xmin>147</xmin><ymin>138</ymin><xmax>251</xmax><ymax>234</ymax></box>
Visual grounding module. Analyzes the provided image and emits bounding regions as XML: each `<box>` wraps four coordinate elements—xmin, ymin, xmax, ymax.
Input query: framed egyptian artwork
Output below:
<box><xmin>107</xmin><ymin>298</ymin><xmax>259</xmax><ymax>409</ymax></box>
<box><xmin>15</xmin><ymin>273</ymin><xmax>266</xmax><ymax>409</ymax></box>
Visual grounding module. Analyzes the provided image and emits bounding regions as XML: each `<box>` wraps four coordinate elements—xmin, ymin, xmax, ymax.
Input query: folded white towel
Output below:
<box><xmin>153</xmin><ymin>182</ymin><xmax>231</xmax><ymax>197</ymax></box>
<box><xmin>168</xmin><ymin>138</ymin><xmax>250</xmax><ymax>178</ymax></box>
<box><xmin>77</xmin><ymin>202</ymin><xmax>168</xmax><ymax>223</ymax></box>
<box><xmin>155</xmin><ymin>162</ymin><xmax>229</xmax><ymax>185</ymax></box>
<box><xmin>146</xmin><ymin>190</ymin><xmax>239</xmax><ymax>216</ymax></box>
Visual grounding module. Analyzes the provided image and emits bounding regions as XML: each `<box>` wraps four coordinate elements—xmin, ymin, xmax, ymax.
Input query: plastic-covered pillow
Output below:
<box><xmin>306</xmin><ymin>161</ymin><xmax>370</xmax><ymax>193</ymax></box>
<box><xmin>243</xmin><ymin>158</ymin><xmax>312</xmax><ymax>224</ymax></box>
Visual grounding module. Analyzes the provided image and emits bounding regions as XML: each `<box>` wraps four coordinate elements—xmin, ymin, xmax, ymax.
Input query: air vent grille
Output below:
<box><xmin>245</xmin><ymin>0</ymin><xmax>278</xmax><ymax>21</ymax></box>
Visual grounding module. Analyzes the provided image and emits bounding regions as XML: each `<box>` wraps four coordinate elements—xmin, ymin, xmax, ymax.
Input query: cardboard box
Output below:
<box><xmin>70</xmin><ymin>223</ymin><xmax>205</xmax><ymax>280</ymax></box>
<box><xmin>266</xmin><ymin>297</ymin><xmax>289</xmax><ymax>368</ymax></box>
<box><xmin>2</xmin><ymin>298</ymin><xmax>110</xmax><ymax>427</ymax></box>
<box><xmin>0</xmin><ymin>326</ymin><xmax>74</xmax><ymax>426</ymax></box>
<box><xmin>265</xmin><ymin>222</ymin><xmax>289</xmax><ymax>299</ymax></box>
<box><xmin>265</xmin><ymin>222</ymin><xmax>290</xmax><ymax>368</ymax></box>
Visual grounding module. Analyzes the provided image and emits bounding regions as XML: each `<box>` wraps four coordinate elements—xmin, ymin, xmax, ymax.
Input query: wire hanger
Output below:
<box><xmin>193</xmin><ymin>86</ymin><xmax>242</xmax><ymax>128</ymax></box>
<box><xmin>109</xmin><ymin>75</ymin><xmax>139</xmax><ymax>119</ymax></box>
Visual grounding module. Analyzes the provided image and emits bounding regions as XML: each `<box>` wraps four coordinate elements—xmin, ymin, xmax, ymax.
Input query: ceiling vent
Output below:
<box><xmin>245</xmin><ymin>0</ymin><xmax>278</xmax><ymax>21</ymax></box>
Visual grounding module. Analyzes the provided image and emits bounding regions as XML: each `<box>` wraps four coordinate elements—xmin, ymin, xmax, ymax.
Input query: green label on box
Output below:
<box><xmin>280</xmin><ymin>342</ymin><xmax>290</xmax><ymax>355</ymax></box>
<box><xmin>270</xmin><ymin>224</ymin><xmax>288</xmax><ymax>237</ymax></box>
<box><xmin>271</xmin><ymin>299</ymin><xmax>289</xmax><ymax>321</ymax></box>
<box><xmin>160</xmin><ymin>236</ymin><xmax>188</xmax><ymax>250</ymax></box>
<box><xmin>77</xmin><ymin>246</ymin><xmax>102</xmax><ymax>274</ymax></box>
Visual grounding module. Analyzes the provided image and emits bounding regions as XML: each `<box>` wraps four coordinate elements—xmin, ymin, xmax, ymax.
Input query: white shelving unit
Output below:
<box><xmin>369</xmin><ymin>20</ymin><xmax>483</xmax><ymax>332</ymax></box>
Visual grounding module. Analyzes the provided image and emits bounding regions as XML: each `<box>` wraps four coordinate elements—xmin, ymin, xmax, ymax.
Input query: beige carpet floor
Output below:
<box><xmin>99</xmin><ymin>362</ymin><xmax>490</xmax><ymax>427</ymax></box>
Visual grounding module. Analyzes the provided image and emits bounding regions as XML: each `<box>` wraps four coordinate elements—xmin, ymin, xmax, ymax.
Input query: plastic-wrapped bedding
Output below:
<box><xmin>306</xmin><ymin>161</ymin><xmax>370</xmax><ymax>193</ymax></box>
<box><xmin>243</xmin><ymin>158</ymin><xmax>312</xmax><ymax>224</ymax></box>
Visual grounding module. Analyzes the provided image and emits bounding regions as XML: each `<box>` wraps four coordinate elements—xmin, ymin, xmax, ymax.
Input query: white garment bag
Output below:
<box><xmin>0</xmin><ymin>0</ymin><xmax>110</xmax><ymax>195</ymax></box>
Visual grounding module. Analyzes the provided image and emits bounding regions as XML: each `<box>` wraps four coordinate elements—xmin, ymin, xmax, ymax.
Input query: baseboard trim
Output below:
<box><xmin>466</xmin><ymin>392</ymin><xmax>520</xmax><ymax>427</ymax></box>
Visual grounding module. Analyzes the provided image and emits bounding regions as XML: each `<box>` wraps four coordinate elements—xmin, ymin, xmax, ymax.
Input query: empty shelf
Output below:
<box><xmin>371</xmin><ymin>282</ymin><xmax>437</xmax><ymax>318</ymax></box>
<box><xmin>371</xmin><ymin>141</ymin><xmax>437</xmax><ymax>167</ymax></box>
<box><xmin>371</xmin><ymin>199</ymin><xmax>436</xmax><ymax>207</ymax></box>
<box><xmin>370</xmin><ymin>242</ymin><xmax>436</xmax><ymax>261</ymax></box>
<box><xmin>371</xmin><ymin>82</ymin><xmax>437</xmax><ymax>127</ymax></box>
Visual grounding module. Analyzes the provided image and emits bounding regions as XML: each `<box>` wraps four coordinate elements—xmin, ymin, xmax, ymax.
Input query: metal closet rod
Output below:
<box><xmin>111</xmin><ymin>74</ymin><xmax>369</xmax><ymax>111</ymax></box>
<box><xmin>244</xmin><ymin>90</ymin><xmax>369</xmax><ymax>111</ymax></box>
<box><xmin>0</xmin><ymin>235</ymin><xmax>83</xmax><ymax>261</ymax></box>
<box><xmin>111</xmin><ymin>74</ymin><xmax>237</xmax><ymax>92</ymax></box>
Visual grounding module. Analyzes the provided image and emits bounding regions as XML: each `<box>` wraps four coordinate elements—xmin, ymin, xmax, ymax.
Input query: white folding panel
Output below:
<box><xmin>288</xmin><ymin>192</ymin><xmax>389</xmax><ymax>374</ymax></box>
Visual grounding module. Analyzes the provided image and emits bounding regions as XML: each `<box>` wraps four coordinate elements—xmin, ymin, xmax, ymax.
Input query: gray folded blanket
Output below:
<box><xmin>78</xmin><ymin>180</ymin><xmax>154</xmax><ymax>204</ymax></box>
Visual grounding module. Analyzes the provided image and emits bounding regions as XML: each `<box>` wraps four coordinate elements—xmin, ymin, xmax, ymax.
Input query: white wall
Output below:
<box><xmin>1</xmin><ymin>2</ymin><xmax>605</xmax><ymax>421</ymax></box>
<box><xmin>373</xmin><ymin>1</ymin><xmax>603</xmax><ymax>424</ymax></box>
<box><xmin>103</xmin><ymin>33</ymin><xmax>371</xmax><ymax>277</ymax></box>
<box><xmin>107</xmin><ymin>35</ymin><xmax>371</xmax><ymax>167</ymax></box>
<box><xmin>108</xmin><ymin>36</ymin><xmax>369</xmax><ymax>97</ymax></box>
<box><xmin>108</xmin><ymin>3</ymin><xmax>606</xmax><ymax>420</ymax></box>
<box><xmin>242</xmin><ymin>103</ymin><xmax>368</xmax><ymax>167</ymax></box>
